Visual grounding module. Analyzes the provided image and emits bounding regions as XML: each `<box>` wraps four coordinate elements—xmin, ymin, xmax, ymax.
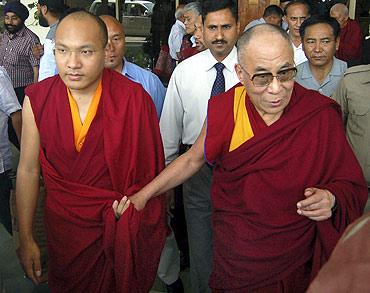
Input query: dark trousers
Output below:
<box><xmin>0</xmin><ymin>171</ymin><xmax>12</xmax><ymax>234</ymax></box>
<box><xmin>8</xmin><ymin>86</ymin><xmax>25</xmax><ymax>149</ymax></box>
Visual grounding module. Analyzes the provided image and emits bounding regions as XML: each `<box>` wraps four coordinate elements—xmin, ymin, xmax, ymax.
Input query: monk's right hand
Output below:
<box><xmin>112</xmin><ymin>196</ymin><xmax>130</xmax><ymax>219</ymax></box>
<box><xmin>17</xmin><ymin>239</ymin><xmax>42</xmax><ymax>284</ymax></box>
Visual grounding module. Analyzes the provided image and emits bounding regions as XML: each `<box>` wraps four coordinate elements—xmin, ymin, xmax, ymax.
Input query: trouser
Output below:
<box><xmin>0</xmin><ymin>171</ymin><xmax>12</xmax><ymax>234</ymax></box>
<box><xmin>157</xmin><ymin>231</ymin><xmax>181</xmax><ymax>285</ymax></box>
<box><xmin>8</xmin><ymin>86</ymin><xmax>25</xmax><ymax>150</ymax></box>
<box><xmin>183</xmin><ymin>164</ymin><xmax>213</xmax><ymax>293</ymax></box>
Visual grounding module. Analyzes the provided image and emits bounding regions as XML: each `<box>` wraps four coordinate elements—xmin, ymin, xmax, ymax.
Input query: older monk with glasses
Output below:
<box><xmin>114</xmin><ymin>24</ymin><xmax>368</xmax><ymax>292</ymax></box>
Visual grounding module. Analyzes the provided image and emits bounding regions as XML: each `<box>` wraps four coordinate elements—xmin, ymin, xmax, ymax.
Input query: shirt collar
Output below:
<box><xmin>121</xmin><ymin>58</ymin><xmax>135</xmax><ymax>80</ymax></box>
<box><xmin>301</xmin><ymin>58</ymin><xmax>342</xmax><ymax>79</ymax></box>
<box><xmin>204</xmin><ymin>46</ymin><xmax>237</xmax><ymax>73</ymax></box>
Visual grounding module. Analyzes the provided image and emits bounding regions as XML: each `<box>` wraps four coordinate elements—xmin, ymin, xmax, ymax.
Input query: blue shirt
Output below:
<box><xmin>121</xmin><ymin>59</ymin><xmax>166</xmax><ymax>118</ymax></box>
<box><xmin>295</xmin><ymin>57</ymin><xmax>347</xmax><ymax>97</ymax></box>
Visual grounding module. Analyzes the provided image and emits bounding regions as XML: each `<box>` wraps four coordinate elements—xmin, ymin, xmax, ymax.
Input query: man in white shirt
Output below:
<box><xmin>159</xmin><ymin>1</ymin><xmax>240</xmax><ymax>292</ymax></box>
<box><xmin>37</xmin><ymin>0</ymin><xmax>66</xmax><ymax>81</ymax></box>
<box><xmin>168</xmin><ymin>5</ymin><xmax>186</xmax><ymax>61</ymax></box>
<box><xmin>284</xmin><ymin>0</ymin><xmax>310</xmax><ymax>65</ymax></box>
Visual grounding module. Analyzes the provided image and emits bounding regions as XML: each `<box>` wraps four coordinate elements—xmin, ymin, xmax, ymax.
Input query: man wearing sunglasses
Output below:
<box><xmin>119</xmin><ymin>24</ymin><xmax>368</xmax><ymax>292</ymax></box>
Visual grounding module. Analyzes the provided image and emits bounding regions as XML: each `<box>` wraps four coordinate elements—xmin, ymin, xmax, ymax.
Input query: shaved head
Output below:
<box><xmin>100</xmin><ymin>14</ymin><xmax>125</xmax><ymax>36</ymax></box>
<box><xmin>100</xmin><ymin>15</ymin><xmax>126</xmax><ymax>72</ymax></box>
<box><xmin>330</xmin><ymin>3</ymin><xmax>349</xmax><ymax>17</ymax></box>
<box><xmin>237</xmin><ymin>24</ymin><xmax>293</xmax><ymax>64</ymax></box>
<box><xmin>57</xmin><ymin>10</ymin><xmax>108</xmax><ymax>47</ymax></box>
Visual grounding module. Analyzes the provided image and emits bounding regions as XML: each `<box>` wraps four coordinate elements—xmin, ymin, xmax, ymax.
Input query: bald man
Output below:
<box><xmin>16</xmin><ymin>11</ymin><xmax>167</xmax><ymax>292</ymax></box>
<box><xmin>330</xmin><ymin>3</ymin><xmax>363</xmax><ymax>64</ymax></box>
<box><xmin>100</xmin><ymin>15</ymin><xmax>166</xmax><ymax>118</ymax></box>
<box><xmin>119</xmin><ymin>24</ymin><xmax>368</xmax><ymax>292</ymax></box>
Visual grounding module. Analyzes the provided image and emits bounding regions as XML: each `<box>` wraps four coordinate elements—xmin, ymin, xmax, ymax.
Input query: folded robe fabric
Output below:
<box><xmin>26</xmin><ymin>69</ymin><xmax>167</xmax><ymax>292</ymax></box>
<box><xmin>205</xmin><ymin>82</ymin><xmax>368</xmax><ymax>291</ymax></box>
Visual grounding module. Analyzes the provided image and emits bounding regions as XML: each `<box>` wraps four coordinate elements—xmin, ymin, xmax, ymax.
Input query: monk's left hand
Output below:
<box><xmin>296</xmin><ymin>187</ymin><xmax>336</xmax><ymax>221</ymax></box>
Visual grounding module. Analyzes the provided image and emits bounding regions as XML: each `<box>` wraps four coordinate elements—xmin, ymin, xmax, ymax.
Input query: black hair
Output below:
<box><xmin>299</xmin><ymin>15</ymin><xmax>340</xmax><ymax>40</ymax></box>
<box><xmin>263</xmin><ymin>5</ymin><xmax>284</xmax><ymax>18</ymax></box>
<box><xmin>201</xmin><ymin>0</ymin><xmax>238</xmax><ymax>23</ymax></box>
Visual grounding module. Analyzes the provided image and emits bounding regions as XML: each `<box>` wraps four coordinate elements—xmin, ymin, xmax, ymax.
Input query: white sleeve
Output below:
<box><xmin>159</xmin><ymin>69</ymin><xmax>184</xmax><ymax>164</ymax></box>
<box><xmin>38</xmin><ymin>39</ymin><xmax>58</xmax><ymax>81</ymax></box>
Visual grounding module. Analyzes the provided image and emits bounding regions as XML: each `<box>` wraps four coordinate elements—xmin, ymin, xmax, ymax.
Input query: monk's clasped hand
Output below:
<box><xmin>112</xmin><ymin>196</ymin><xmax>130</xmax><ymax>219</ymax></box>
<box><xmin>296</xmin><ymin>187</ymin><xmax>336</xmax><ymax>221</ymax></box>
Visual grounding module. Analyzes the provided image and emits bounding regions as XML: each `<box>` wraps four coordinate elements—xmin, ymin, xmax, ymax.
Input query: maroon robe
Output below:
<box><xmin>205</xmin><ymin>83</ymin><xmax>368</xmax><ymax>291</ymax></box>
<box><xmin>336</xmin><ymin>19</ymin><xmax>363</xmax><ymax>63</ymax></box>
<box><xmin>26</xmin><ymin>69</ymin><xmax>167</xmax><ymax>293</ymax></box>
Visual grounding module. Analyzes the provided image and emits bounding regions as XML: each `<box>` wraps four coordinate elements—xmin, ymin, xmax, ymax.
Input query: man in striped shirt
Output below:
<box><xmin>0</xmin><ymin>2</ymin><xmax>40</xmax><ymax>104</ymax></box>
<box><xmin>0</xmin><ymin>1</ymin><xmax>40</xmax><ymax>148</ymax></box>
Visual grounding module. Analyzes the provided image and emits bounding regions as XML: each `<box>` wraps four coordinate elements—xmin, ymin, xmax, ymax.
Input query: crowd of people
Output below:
<box><xmin>0</xmin><ymin>0</ymin><xmax>369</xmax><ymax>292</ymax></box>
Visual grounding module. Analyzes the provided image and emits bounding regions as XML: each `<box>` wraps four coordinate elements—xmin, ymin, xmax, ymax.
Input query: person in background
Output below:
<box><xmin>37</xmin><ymin>0</ymin><xmax>66</xmax><ymax>81</ymax></box>
<box><xmin>0</xmin><ymin>1</ymin><xmax>39</xmax><ymax>149</ymax></box>
<box><xmin>101</xmin><ymin>15</ymin><xmax>182</xmax><ymax>292</ymax></box>
<box><xmin>332</xmin><ymin>63</ymin><xmax>370</xmax><ymax>205</ymax></box>
<box><xmin>330</xmin><ymin>3</ymin><xmax>363</xmax><ymax>65</ymax></box>
<box><xmin>158</xmin><ymin>1</ymin><xmax>240</xmax><ymax>291</ymax></box>
<box><xmin>178</xmin><ymin>2</ymin><xmax>201</xmax><ymax>61</ymax></box>
<box><xmin>284</xmin><ymin>0</ymin><xmax>310</xmax><ymax>66</ymax></box>
<box><xmin>244</xmin><ymin>5</ymin><xmax>284</xmax><ymax>31</ymax></box>
<box><xmin>168</xmin><ymin>4</ymin><xmax>186</xmax><ymax>62</ymax></box>
<box><xmin>295</xmin><ymin>15</ymin><xmax>346</xmax><ymax>97</ymax></box>
<box><xmin>101</xmin><ymin>15</ymin><xmax>166</xmax><ymax>118</ymax></box>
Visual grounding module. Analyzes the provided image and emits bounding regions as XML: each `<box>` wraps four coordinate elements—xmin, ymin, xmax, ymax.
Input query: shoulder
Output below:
<box><xmin>344</xmin><ymin>64</ymin><xmax>370</xmax><ymax>76</ymax></box>
<box><xmin>23</xmin><ymin>28</ymin><xmax>40</xmax><ymax>42</ymax></box>
<box><xmin>127</xmin><ymin>61</ymin><xmax>162</xmax><ymax>84</ymax></box>
<box><xmin>334</xmin><ymin>57</ymin><xmax>347</xmax><ymax>69</ymax></box>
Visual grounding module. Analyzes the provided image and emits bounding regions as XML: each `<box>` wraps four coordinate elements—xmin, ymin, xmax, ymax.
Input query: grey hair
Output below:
<box><xmin>330</xmin><ymin>3</ymin><xmax>349</xmax><ymax>17</ymax></box>
<box><xmin>237</xmin><ymin>24</ymin><xmax>293</xmax><ymax>63</ymax></box>
<box><xmin>175</xmin><ymin>6</ymin><xmax>185</xmax><ymax>19</ymax></box>
<box><xmin>183</xmin><ymin>2</ymin><xmax>201</xmax><ymax>17</ymax></box>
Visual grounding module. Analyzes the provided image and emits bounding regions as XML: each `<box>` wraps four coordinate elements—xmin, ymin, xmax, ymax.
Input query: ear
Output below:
<box><xmin>335</xmin><ymin>36</ymin><xmax>340</xmax><ymax>51</ymax></box>
<box><xmin>41</xmin><ymin>5</ymin><xmax>48</xmax><ymax>15</ymax></box>
<box><xmin>235</xmin><ymin>63</ymin><xmax>244</xmax><ymax>84</ymax></box>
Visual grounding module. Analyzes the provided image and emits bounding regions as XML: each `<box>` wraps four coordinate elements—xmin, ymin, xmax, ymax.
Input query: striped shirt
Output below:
<box><xmin>0</xmin><ymin>26</ymin><xmax>40</xmax><ymax>88</ymax></box>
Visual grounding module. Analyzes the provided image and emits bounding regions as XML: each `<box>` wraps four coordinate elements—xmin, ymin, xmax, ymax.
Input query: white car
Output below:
<box><xmin>89</xmin><ymin>0</ymin><xmax>154</xmax><ymax>37</ymax></box>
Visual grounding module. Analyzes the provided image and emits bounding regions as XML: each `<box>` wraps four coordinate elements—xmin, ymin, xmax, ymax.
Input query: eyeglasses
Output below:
<box><xmin>239</xmin><ymin>65</ymin><xmax>297</xmax><ymax>87</ymax></box>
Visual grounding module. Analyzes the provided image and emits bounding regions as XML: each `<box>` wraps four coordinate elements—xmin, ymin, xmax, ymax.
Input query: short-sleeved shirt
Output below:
<box><xmin>0</xmin><ymin>26</ymin><xmax>40</xmax><ymax>88</ymax></box>
<box><xmin>295</xmin><ymin>57</ymin><xmax>347</xmax><ymax>97</ymax></box>
<box><xmin>0</xmin><ymin>66</ymin><xmax>21</xmax><ymax>173</ymax></box>
<box><xmin>39</xmin><ymin>21</ymin><xmax>59</xmax><ymax>81</ymax></box>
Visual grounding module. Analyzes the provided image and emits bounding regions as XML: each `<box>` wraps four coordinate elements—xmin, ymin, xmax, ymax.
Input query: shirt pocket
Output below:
<box><xmin>347</xmin><ymin>91</ymin><xmax>370</xmax><ymax>136</ymax></box>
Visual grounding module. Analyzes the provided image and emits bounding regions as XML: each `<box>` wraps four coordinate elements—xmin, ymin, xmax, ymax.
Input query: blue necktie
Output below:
<box><xmin>210</xmin><ymin>62</ymin><xmax>225</xmax><ymax>97</ymax></box>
